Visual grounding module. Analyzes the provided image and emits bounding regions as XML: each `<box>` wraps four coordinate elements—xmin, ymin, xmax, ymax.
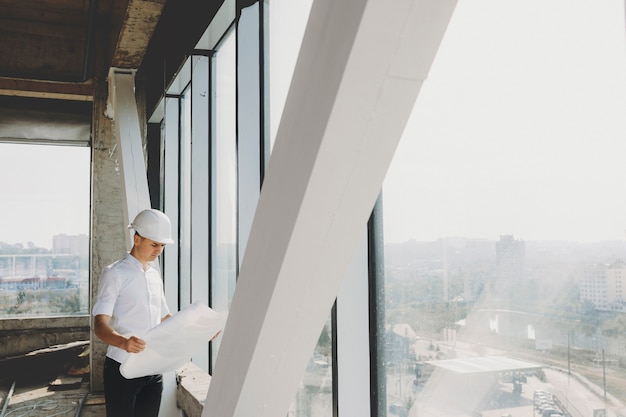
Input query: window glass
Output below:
<box><xmin>161</xmin><ymin>96</ymin><xmax>181</xmax><ymax>312</ymax></box>
<box><xmin>211</xmin><ymin>27</ymin><xmax>237</xmax><ymax>362</ymax></box>
<box><xmin>0</xmin><ymin>143</ymin><xmax>90</xmax><ymax>318</ymax></box>
<box><xmin>190</xmin><ymin>56</ymin><xmax>211</xmax><ymax>306</ymax></box>
<box><xmin>269</xmin><ymin>2</ymin><xmax>334</xmax><ymax>416</ymax></box>
<box><xmin>190</xmin><ymin>55</ymin><xmax>211</xmax><ymax>370</ymax></box>
<box><xmin>382</xmin><ymin>2</ymin><xmax>626</xmax><ymax>417</ymax></box>
<box><xmin>268</xmin><ymin>0</ymin><xmax>313</xmax><ymax>148</ymax></box>
<box><xmin>289</xmin><ymin>321</ymin><xmax>333</xmax><ymax>417</ymax></box>
<box><xmin>237</xmin><ymin>4</ymin><xmax>263</xmax><ymax>262</ymax></box>
<box><xmin>180</xmin><ymin>85</ymin><xmax>193</xmax><ymax>309</ymax></box>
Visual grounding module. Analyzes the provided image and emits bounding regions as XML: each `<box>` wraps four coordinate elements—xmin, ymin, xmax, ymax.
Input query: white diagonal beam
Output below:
<box><xmin>109</xmin><ymin>70</ymin><xmax>151</xmax><ymax>250</ymax></box>
<box><xmin>203</xmin><ymin>0</ymin><xmax>457</xmax><ymax>416</ymax></box>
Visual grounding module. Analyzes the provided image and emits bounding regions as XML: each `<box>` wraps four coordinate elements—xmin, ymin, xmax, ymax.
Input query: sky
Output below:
<box><xmin>0</xmin><ymin>143</ymin><xmax>90</xmax><ymax>249</ymax></box>
<box><xmin>2</xmin><ymin>1</ymin><xmax>626</xmax><ymax>248</ymax></box>
<box><xmin>382</xmin><ymin>0</ymin><xmax>626</xmax><ymax>243</ymax></box>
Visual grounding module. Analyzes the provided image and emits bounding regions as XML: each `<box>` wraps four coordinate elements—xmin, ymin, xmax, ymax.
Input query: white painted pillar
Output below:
<box><xmin>108</xmin><ymin>69</ymin><xmax>152</xmax><ymax>250</ymax></box>
<box><xmin>337</xmin><ymin>232</ymin><xmax>371</xmax><ymax>416</ymax></box>
<box><xmin>203</xmin><ymin>0</ymin><xmax>457</xmax><ymax>416</ymax></box>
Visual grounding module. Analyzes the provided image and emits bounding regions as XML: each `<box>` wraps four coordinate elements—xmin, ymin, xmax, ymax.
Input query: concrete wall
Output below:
<box><xmin>0</xmin><ymin>316</ymin><xmax>89</xmax><ymax>358</ymax></box>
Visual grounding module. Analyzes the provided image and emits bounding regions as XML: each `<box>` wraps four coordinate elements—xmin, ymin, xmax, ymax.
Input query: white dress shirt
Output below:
<box><xmin>93</xmin><ymin>253</ymin><xmax>170</xmax><ymax>364</ymax></box>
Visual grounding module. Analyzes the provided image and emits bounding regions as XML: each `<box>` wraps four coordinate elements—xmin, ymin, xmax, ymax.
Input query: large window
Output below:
<box><xmin>268</xmin><ymin>0</ymin><xmax>313</xmax><ymax>147</ymax></box>
<box><xmin>0</xmin><ymin>143</ymin><xmax>90</xmax><ymax>318</ymax></box>
<box><xmin>269</xmin><ymin>2</ymin><xmax>336</xmax><ymax>416</ymax></box>
<box><xmin>147</xmin><ymin>1</ymin><xmax>626</xmax><ymax>416</ymax></box>
<box><xmin>211</xmin><ymin>27</ymin><xmax>238</xmax><ymax>363</ymax></box>
<box><xmin>180</xmin><ymin>85</ymin><xmax>193</xmax><ymax>309</ymax></box>
<box><xmin>382</xmin><ymin>1</ymin><xmax>626</xmax><ymax>417</ymax></box>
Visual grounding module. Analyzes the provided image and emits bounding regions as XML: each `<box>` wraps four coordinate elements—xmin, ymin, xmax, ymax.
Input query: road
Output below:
<box><xmin>434</xmin><ymin>367</ymin><xmax>626</xmax><ymax>417</ymax></box>
<box><xmin>544</xmin><ymin>367</ymin><xmax>626</xmax><ymax>417</ymax></box>
<box><xmin>402</xmin><ymin>339</ymin><xmax>626</xmax><ymax>417</ymax></box>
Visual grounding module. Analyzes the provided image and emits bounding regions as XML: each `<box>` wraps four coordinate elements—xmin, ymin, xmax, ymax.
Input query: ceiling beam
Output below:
<box><xmin>111</xmin><ymin>0</ymin><xmax>167</xmax><ymax>69</ymax></box>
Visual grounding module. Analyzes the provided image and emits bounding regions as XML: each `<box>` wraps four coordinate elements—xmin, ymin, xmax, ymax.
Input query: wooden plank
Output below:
<box><xmin>0</xmin><ymin>78</ymin><xmax>94</xmax><ymax>101</ymax></box>
<box><xmin>0</xmin><ymin>19</ymin><xmax>83</xmax><ymax>38</ymax></box>
<box><xmin>0</xmin><ymin>20</ymin><xmax>85</xmax><ymax>76</ymax></box>
<box><xmin>0</xmin><ymin>341</ymin><xmax>89</xmax><ymax>384</ymax></box>
<box><xmin>0</xmin><ymin>0</ymin><xmax>88</xmax><ymax>10</ymax></box>
<box><xmin>0</xmin><ymin>2</ymin><xmax>87</xmax><ymax>26</ymax></box>
<box><xmin>49</xmin><ymin>376</ymin><xmax>83</xmax><ymax>391</ymax></box>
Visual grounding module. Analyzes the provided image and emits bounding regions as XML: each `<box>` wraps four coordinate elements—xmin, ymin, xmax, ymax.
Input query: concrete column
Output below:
<box><xmin>90</xmin><ymin>78</ymin><xmax>127</xmax><ymax>392</ymax></box>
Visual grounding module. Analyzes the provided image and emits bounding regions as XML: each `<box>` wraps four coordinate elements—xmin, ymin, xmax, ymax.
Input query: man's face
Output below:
<box><xmin>133</xmin><ymin>234</ymin><xmax>166</xmax><ymax>263</ymax></box>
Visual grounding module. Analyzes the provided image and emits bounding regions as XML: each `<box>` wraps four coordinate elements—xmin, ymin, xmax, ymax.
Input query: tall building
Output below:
<box><xmin>495</xmin><ymin>235</ymin><xmax>525</xmax><ymax>284</ymax></box>
<box><xmin>580</xmin><ymin>262</ymin><xmax>626</xmax><ymax>311</ymax></box>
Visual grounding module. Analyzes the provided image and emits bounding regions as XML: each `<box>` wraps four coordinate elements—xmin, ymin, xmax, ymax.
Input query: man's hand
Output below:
<box><xmin>95</xmin><ymin>314</ymin><xmax>147</xmax><ymax>353</ymax></box>
<box><xmin>124</xmin><ymin>336</ymin><xmax>146</xmax><ymax>353</ymax></box>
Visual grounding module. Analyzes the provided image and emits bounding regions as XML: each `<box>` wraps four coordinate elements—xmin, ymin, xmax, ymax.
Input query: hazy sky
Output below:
<box><xmin>383</xmin><ymin>0</ymin><xmax>626</xmax><ymax>243</ymax></box>
<box><xmin>3</xmin><ymin>1</ymin><xmax>625</xmax><ymax>248</ymax></box>
<box><xmin>0</xmin><ymin>143</ymin><xmax>90</xmax><ymax>249</ymax></box>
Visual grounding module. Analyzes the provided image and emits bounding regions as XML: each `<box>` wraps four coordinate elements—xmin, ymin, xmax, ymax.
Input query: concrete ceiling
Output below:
<box><xmin>0</xmin><ymin>0</ymin><xmax>167</xmax><ymax>101</ymax></box>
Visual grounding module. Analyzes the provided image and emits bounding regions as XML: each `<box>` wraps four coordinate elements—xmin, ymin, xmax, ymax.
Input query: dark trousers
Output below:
<box><xmin>103</xmin><ymin>357</ymin><xmax>163</xmax><ymax>417</ymax></box>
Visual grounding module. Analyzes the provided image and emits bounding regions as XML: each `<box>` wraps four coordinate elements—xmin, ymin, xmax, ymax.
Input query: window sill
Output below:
<box><xmin>176</xmin><ymin>362</ymin><xmax>211</xmax><ymax>417</ymax></box>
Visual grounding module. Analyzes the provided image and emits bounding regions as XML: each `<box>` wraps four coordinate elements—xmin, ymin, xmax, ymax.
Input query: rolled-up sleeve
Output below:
<box><xmin>92</xmin><ymin>267</ymin><xmax>120</xmax><ymax>317</ymax></box>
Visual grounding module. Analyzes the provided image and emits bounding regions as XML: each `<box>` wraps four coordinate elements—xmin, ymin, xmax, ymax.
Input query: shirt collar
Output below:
<box><xmin>126</xmin><ymin>252</ymin><xmax>157</xmax><ymax>272</ymax></box>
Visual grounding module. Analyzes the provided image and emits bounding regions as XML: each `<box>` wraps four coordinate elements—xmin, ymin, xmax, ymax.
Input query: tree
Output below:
<box><xmin>577</xmin><ymin>300</ymin><xmax>600</xmax><ymax>337</ymax></box>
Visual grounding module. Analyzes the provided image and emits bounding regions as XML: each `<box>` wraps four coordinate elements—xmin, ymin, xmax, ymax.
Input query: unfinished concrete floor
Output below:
<box><xmin>0</xmin><ymin>380</ymin><xmax>105</xmax><ymax>417</ymax></box>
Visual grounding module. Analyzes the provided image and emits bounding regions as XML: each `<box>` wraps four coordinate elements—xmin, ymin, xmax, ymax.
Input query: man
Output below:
<box><xmin>93</xmin><ymin>208</ymin><xmax>174</xmax><ymax>417</ymax></box>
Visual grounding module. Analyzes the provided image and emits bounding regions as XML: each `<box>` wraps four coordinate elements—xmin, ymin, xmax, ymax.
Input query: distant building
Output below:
<box><xmin>580</xmin><ymin>262</ymin><xmax>626</xmax><ymax>311</ymax></box>
<box><xmin>53</xmin><ymin>234</ymin><xmax>89</xmax><ymax>258</ymax></box>
<box><xmin>580</xmin><ymin>264</ymin><xmax>608</xmax><ymax>310</ymax></box>
<box><xmin>495</xmin><ymin>235</ymin><xmax>525</xmax><ymax>284</ymax></box>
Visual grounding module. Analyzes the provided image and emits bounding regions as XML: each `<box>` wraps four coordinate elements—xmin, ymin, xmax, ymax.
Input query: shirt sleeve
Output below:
<box><xmin>92</xmin><ymin>266</ymin><xmax>121</xmax><ymax>317</ymax></box>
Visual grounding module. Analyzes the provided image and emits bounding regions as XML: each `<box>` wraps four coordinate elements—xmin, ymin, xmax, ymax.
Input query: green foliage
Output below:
<box><xmin>0</xmin><ymin>288</ymin><xmax>86</xmax><ymax>317</ymax></box>
<box><xmin>0</xmin><ymin>241</ymin><xmax>51</xmax><ymax>255</ymax></box>
<box><xmin>578</xmin><ymin>300</ymin><xmax>601</xmax><ymax>336</ymax></box>
<box><xmin>601</xmin><ymin>314</ymin><xmax>626</xmax><ymax>338</ymax></box>
<box><xmin>49</xmin><ymin>290</ymin><xmax>82</xmax><ymax>313</ymax></box>
<box><xmin>6</xmin><ymin>290</ymin><xmax>31</xmax><ymax>314</ymax></box>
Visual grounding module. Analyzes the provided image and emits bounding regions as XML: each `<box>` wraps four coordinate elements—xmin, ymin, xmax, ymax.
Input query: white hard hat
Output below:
<box><xmin>128</xmin><ymin>209</ymin><xmax>174</xmax><ymax>244</ymax></box>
